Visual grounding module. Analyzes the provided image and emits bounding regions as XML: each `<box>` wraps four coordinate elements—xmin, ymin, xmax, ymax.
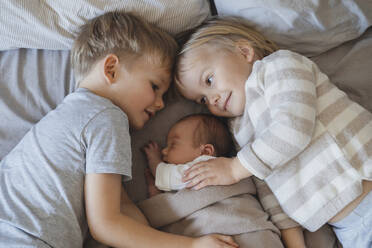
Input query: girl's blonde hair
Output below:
<box><xmin>175</xmin><ymin>16</ymin><xmax>278</xmax><ymax>82</ymax></box>
<box><xmin>71</xmin><ymin>12</ymin><xmax>178</xmax><ymax>85</ymax></box>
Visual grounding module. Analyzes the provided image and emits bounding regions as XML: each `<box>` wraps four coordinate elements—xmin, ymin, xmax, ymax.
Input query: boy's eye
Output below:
<box><xmin>206</xmin><ymin>76</ymin><xmax>213</xmax><ymax>86</ymax></box>
<box><xmin>151</xmin><ymin>82</ymin><xmax>159</xmax><ymax>91</ymax></box>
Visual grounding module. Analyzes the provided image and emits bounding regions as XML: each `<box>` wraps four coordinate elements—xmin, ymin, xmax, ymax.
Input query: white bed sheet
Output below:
<box><xmin>214</xmin><ymin>0</ymin><xmax>372</xmax><ymax>56</ymax></box>
<box><xmin>0</xmin><ymin>0</ymin><xmax>211</xmax><ymax>50</ymax></box>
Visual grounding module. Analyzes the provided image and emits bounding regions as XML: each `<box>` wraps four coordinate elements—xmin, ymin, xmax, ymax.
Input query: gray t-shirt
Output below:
<box><xmin>0</xmin><ymin>88</ymin><xmax>132</xmax><ymax>247</ymax></box>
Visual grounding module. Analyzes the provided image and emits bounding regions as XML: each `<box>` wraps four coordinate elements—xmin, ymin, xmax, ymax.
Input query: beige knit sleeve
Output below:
<box><xmin>253</xmin><ymin>177</ymin><xmax>300</xmax><ymax>229</ymax></box>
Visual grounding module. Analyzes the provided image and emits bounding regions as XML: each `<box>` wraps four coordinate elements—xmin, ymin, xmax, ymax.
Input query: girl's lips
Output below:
<box><xmin>224</xmin><ymin>92</ymin><xmax>231</xmax><ymax>111</ymax></box>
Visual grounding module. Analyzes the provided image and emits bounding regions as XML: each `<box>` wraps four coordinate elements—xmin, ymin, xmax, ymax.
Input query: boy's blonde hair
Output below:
<box><xmin>71</xmin><ymin>11</ymin><xmax>178</xmax><ymax>85</ymax></box>
<box><xmin>178</xmin><ymin>114</ymin><xmax>235</xmax><ymax>157</ymax></box>
<box><xmin>175</xmin><ymin>16</ymin><xmax>278</xmax><ymax>82</ymax></box>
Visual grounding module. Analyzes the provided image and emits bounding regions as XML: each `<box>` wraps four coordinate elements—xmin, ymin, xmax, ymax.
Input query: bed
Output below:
<box><xmin>1</xmin><ymin>0</ymin><xmax>372</xmax><ymax>247</ymax></box>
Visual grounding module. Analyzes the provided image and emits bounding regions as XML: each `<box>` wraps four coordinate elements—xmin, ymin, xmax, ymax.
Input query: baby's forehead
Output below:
<box><xmin>169</xmin><ymin>117</ymin><xmax>200</xmax><ymax>134</ymax></box>
<box><xmin>178</xmin><ymin>116</ymin><xmax>201</xmax><ymax>127</ymax></box>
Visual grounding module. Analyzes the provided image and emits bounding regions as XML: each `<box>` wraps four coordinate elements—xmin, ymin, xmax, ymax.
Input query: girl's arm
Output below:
<box><xmin>238</xmin><ymin>53</ymin><xmax>317</xmax><ymax>180</ymax></box>
<box><xmin>281</xmin><ymin>227</ymin><xmax>306</xmax><ymax>248</ymax></box>
<box><xmin>252</xmin><ymin>177</ymin><xmax>302</xmax><ymax>244</ymax></box>
<box><xmin>183</xmin><ymin>53</ymin><xmax>317</xmax><ymax>188</ymax></box>
<box><xmin>84</xmin><ymin>173</ymin><xmax>239</xmax><ymax>248</ymax></box>
<box><xmin>183</xmin><ymin>157</ymin><xmax>251</xmax><ymax>190</ymax></box>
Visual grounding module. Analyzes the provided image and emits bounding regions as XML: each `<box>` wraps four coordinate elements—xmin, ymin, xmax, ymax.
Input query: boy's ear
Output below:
<box><xmin>103</xmin><ymin>54</ymin><xmax>119</xmax><ymax>84</ymax></box>
<box><xmin>200</xmin><ymin>144</ymin><xmax>215</xmax><ymax>156</ymax></box>
<box><xmin>235</xmin><ymin>40</ymin><xmax>255</xmax><ymax>63</ymax></box>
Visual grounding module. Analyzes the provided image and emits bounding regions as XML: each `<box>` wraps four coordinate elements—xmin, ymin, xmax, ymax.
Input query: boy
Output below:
<box><xmin>0</xmin><ymin>12</ymin><xmax>238</xmax><ymax>248</ymax></box>
<box><xmin>174</xmin><ymin>17</ymin><xmax>372</xmax><ymax>248</ymax></box>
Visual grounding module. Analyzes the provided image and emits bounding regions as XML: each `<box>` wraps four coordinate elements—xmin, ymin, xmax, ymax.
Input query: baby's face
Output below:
<box><xmin>161</xmin><ymin>119</ymin><xmax>202</xmax><ymax>164</ymax></box>
<box><xmin>177</xmin><ymin>44</ymin><xmax>254</xmax><ymax>117</ymax></box>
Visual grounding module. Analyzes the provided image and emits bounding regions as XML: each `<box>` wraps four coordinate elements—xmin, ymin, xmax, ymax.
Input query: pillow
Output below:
<box><xmin>214</xmin><ymin>0</ymin><xmax>372</xmax><ymax>56</ymax></box>
<box><xmin>0</xmin><ymin>0</ymin><xmax>211</xmax><ymax>50</ymax></box>
<box><xmin>0</xmin><ymin>49</ymin><xmax>76</xmax><ymax>159</ymax></box>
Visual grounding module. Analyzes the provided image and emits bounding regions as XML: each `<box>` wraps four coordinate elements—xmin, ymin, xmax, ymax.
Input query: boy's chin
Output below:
<box><xmin>128</xmin><ymin>119</ymin><xmax>145</xmax><ymax>131</ymax></box>
<box><xmin>132</xmin><ymin>123</ymin><xmax>145</xmax><ymax>130</ymax></box>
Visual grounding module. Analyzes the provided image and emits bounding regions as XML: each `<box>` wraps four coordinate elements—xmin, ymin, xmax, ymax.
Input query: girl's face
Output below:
<box><xmin>177</xmin><ymin>43</ymin><xmax>256</xmax><ymax>117</ymax></box>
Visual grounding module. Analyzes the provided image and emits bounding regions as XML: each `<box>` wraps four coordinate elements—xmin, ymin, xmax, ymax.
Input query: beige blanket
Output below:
<box><xmin>138</xmin><ymin>178</ymin><xmax>283</xmax><ymax>247</ymax></box>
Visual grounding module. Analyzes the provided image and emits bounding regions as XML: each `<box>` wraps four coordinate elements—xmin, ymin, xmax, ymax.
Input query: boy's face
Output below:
<box><xmin>177</xmin><ymin>44</ymin><xmax>255</xmax><ymax>117</ymax></box>
<box><xmin>161</xmin><ymin>119</ymin><xmax>202</xmax><ymax>164</ymax></box>
<box><xmin>111</xmin><ymin>55</ymin><xmax>171</xmax><ymax>130</ymax></box>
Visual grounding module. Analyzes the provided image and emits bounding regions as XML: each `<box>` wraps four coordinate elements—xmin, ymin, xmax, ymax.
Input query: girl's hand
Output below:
<box><xmin>183</xmin><ymin>157</ymin><xmax>252</xmax><ymax>190</ymax></box>
<box><xmin>143</xmin><ymin>141</ymin><xmax>162</xmax><ymax>175</ymax></box>
<box><xmin>193</xmin><ymin>234</ymin><xmax>239</xmax><ymax>248</ymax></box>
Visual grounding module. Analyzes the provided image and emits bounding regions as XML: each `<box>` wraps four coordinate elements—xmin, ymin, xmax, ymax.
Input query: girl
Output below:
<box><xmin>174</xmin><ymin>16</ymin><xmax>372</xmax><ymax>248</ymax></box>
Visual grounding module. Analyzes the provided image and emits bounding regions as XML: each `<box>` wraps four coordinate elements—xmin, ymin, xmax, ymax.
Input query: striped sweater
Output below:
<box><xmin>230</xmin><ymin>50</ymin><xmax>372</xmax><ymax>231</ymax></box>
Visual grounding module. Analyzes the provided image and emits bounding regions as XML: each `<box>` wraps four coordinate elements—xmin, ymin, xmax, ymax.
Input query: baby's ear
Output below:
<box><xmin>200</xmin><ymin>144</ymin><xmax>215</xmax><ymax>156</ymax></box>
<box><xmin>103</xmin><ymin>54</ymin><xmax>119</xmax><ymax>84</ymax></box>
<box><xmin>235</xmin><ymin>40</ymin><xmax>255</xmax><ymax>63</ymax></box>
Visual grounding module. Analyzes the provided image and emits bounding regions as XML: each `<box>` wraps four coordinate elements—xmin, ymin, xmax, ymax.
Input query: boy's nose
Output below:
<box><xmin>154</xmin><ymin>96</ymin><xmax>165</xmax><ymax>110</ymax></box>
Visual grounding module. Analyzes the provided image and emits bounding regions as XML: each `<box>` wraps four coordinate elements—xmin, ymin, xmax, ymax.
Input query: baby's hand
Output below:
<box><xmin>183</xmin><ymin>157</ymin><xmax>252</xmax><ymax>190</ymax></box>
<box><xmin>143</xmin><ymin>141</ymin><xmax>162</xmax><ymax>175</ymax></box>
<box><xmin>193</xmin><ymin>234</ymin><xmax>239</xmax><ymax>248</ymax></box>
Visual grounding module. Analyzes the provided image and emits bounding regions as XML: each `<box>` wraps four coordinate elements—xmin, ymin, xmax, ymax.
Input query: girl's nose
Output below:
<box><xmin>209</xmin><ymin>94</ymin><xmax>220</xmax><ymax>106</ymax></box>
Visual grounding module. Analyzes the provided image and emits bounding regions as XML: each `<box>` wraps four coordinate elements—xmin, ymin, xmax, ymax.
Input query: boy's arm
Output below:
<box><xmin>85</xmin><ymin>173</ymin><xmax>239</xmax><ymax>248</ymax></box>
<box><xmin>119</xmin><ymin>185</ymin><xmax>148</xmax><ymax>225</ymax></box>
<box><xmin>85</xmin><ymin>173</ymin><xmax>191</xmax><ymax>247</ymax></box>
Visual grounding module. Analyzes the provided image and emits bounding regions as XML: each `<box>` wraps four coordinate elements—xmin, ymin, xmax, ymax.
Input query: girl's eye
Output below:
<box><xmin>206</xmin><ymin>76</ymin><xmax>213</xmax><ymax>86</ymax></box>
<box><xmin>151</xmin><ymin>82</ymin><xmax>159</xmax><ymax>91</ymax></box>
